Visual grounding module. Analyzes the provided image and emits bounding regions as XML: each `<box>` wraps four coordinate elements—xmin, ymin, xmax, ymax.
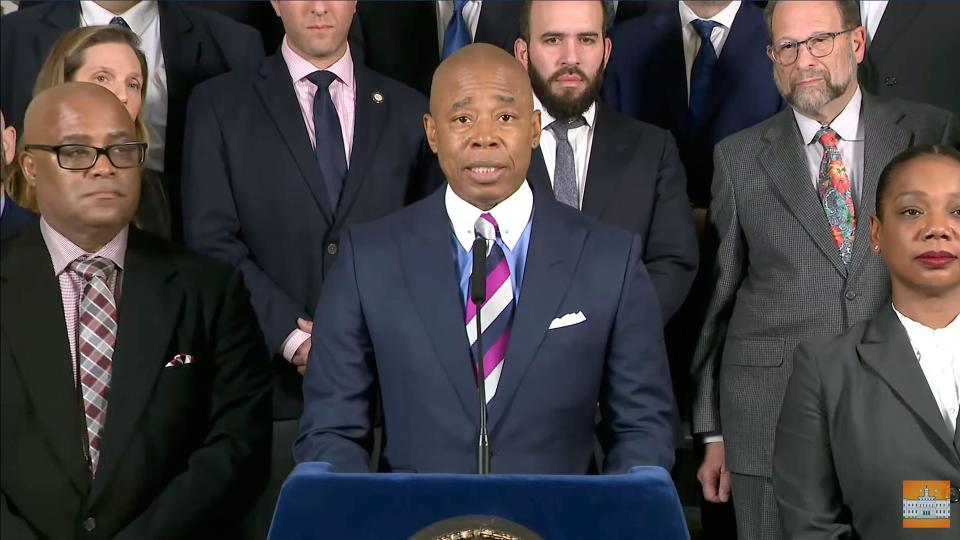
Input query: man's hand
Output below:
<box><xmin>697</xmin><ymin>441</ymin><xmax>731</xmax><ymax>503</ymax></box>
<box><xmin>291</xmin><ymin>318</ymin><xmax>313</xmax><ymax>375</ymax></box>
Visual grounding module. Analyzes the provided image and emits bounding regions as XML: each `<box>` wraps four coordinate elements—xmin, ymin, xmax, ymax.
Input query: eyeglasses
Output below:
<box><xmin>23</xmin><ymin>142</ymin><xmax>147</xmax><ymax>170</ymax></box>
<box><xmin>767</xmin><ymin>28</ymin><xmax>856</xmax><ymax>66</ymax></box>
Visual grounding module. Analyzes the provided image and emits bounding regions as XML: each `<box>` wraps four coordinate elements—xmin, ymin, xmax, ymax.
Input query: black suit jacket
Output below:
<box><xmin>859</xmin><ymin>1</ymin><xmax>960</xmax><ymax>119</ymax></box>
<box><xmin>0</xmin><ymin>196</ymin><xmax>36</xmax><ymax>241</ymax></box>
<box><xmin>0</xmin><ymin>225</ymin><xmax>271</xmax><ymax>540</ymax></box>
<box><xmin>527</xmin><ymin>103</ymin><xmax>697</xmax><ymax>322</ymax></box>
<box><xmin>774</xmin><ymin>305</ymin><xmax>960</xmax><ymax>539</ymax></box>
<box><xmin>182</xmin><ymin>52</ymin><xmax>440</xmax><ymax>420</ymax></box>
<box><xmin>0</xmin><ymin>1</ymin><xmax>265</xmax><ymax>235</ymax></box>
<box><xmin>353</xmin><ymin>0</ymin><xmax>522</xmax><ymax>96</ymax></box>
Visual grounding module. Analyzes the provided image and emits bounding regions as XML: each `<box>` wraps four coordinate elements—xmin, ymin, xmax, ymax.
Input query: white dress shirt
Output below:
<box><xmin>794</xmin><ymin>86</ymin><xmax>865</xmax><ymax>203</ymax></box>
<box><xmin>534</xmin><ymin>96</ymin><xmax>597</xmax><ymax>210</ymax></box>
<box><xmin>446</xmin><ymin>180</ymin><xmax>532</xmax><ymax>254</ymax></box>
<box><xmin>679</xmin><ymin>1</ymin><xmax>741</xmax><ymax>102</ymax></box>
<box><xmin>80</xmin><ymin>1</ymin><xmax>167</xmax><ymax>172</ymax></box>
<box><xmin>436</xmin><ymin>0</ymin><xmax>482</xmax><ymax>55</ymax></box>
<box><xmin>860</xmin><ymin>0</ymin><xmax>889</xmax><ymax>46</ymax></box>
<box><xmin>893</xmin><ymin>305</ymin><xmax>960</xmax><ymax>438</ymax></box>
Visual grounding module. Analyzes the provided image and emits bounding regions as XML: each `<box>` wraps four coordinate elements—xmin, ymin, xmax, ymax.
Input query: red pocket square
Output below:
<box><xmin>164</xmin><ymin>354</ymin><xmax>194</xmax><ymax>367</ymax></box>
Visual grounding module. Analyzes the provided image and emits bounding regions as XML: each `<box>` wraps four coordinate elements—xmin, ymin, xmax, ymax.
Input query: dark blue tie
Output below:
<box><xmin>442</xmin><ymin>0</ymin><xmax>471</xmax><ymax>59</ymax></box>
<box><xmin>306</xmin><ymin>70</ymin><xmax>347</xmax><ymax>210</ymax></box>
<box><xmin>688</xmin><ymin>19</ymin><xmax>719</xmax><ymax>128</ymax></box>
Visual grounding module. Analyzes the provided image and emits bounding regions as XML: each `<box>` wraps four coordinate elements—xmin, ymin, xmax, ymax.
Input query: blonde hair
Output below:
<box><xmin>6</xmin><ymin>25</ymin><xmax>149</xmax><ymax>210</ymax></box>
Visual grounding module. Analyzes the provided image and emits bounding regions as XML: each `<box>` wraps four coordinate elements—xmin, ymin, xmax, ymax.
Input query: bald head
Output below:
<box><xmin>430</xmin><ymin>43</ymin><xmax>534</xmax><ymax>117</ymax></box>
<box><xmin>23</xmin><ymin>82</ymin><xmax>134</xmax><ymax>145</ymax></box>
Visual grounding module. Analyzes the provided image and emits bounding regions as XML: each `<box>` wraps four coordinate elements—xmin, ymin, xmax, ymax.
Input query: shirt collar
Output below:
<box><xmin>534</xmin><ymin>95</ymin><xmax>596</xmax><ymax>131</ymax></box>
<box><xmin>80</xmin><ymin>0</ymin><xmax>158</xmax><ymax>35</ymax></box>
<box><xmin>794</xmin><ymin>86</ymin><xmax>864</xmax><ymax>145</ymax></box>
<box><xmin>281</xmin><ymin>37</ymin><xmax>355</xmax><ymax>90</ymax></box>
<box><xmin>678</xmin><ymin>1</ymin><xmax>741</xmax><ymax>30</ymax></box>
<box><xmin>893</xmin><ymin>303</ymin><xmax>960</xmax><ymax>345</ymax></box>
<box><xmin>39</xmin><ymin>218</ymin><xmax>128</xmax><ymax>275</ymax></box>
<box><xmin>445</xmin><ymin>180</ymin><xmax>533</xmax><ymax>252</ymax></box>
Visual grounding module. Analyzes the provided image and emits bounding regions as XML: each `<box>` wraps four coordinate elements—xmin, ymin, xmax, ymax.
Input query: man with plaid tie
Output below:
<box><xmin>0</xmin><ymin>82</ymin><xmax>271</xmax><ymax>540</ymax></box>
<box><xmin>295</xmin><ymin>43</ymin><xmax>677</xmax><ymax>475</ymax></box>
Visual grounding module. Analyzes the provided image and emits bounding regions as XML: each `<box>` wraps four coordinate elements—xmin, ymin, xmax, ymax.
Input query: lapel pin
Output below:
<box><xmin>372</xmin><ymin>91</ymin><xmax>384</xmax><ymax>104</ymax></box>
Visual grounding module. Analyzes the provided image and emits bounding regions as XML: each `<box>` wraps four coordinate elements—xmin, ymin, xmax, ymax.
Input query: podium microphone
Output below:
<box><xmin>470</xmin><ymin>236</ymin><xmax>491</xmax><ymax>475</ymax></box>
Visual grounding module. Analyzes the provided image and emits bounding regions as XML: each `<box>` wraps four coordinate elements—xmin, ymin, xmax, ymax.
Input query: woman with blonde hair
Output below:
<box><xmin>5</xmin><ymin>24</ymin><xmax>170</xmax><ymax>237</ymax></box>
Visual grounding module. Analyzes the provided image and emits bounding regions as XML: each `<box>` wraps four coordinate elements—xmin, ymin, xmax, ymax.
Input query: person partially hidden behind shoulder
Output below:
<box><xmin>774</xmin><ymin>144</ymin><xmax>960</xmax><ymax>539</ymax></box>
<box><xmin>0</xmin><ymin>82</ymin><xmax>271</xmax><ymax>540</ymax></box>
<box><xmin>294</xmin><ymin>43</ymin><xmax>678</xmax><ymax>474</ymax></box>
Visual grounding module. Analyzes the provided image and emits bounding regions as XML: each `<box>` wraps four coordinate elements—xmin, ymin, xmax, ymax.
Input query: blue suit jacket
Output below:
<box><xmin>603</xmin><ymin>2</ymin><xmax>783</xmax><ymax>207</ymax></box>
<box><xmin>182</xmin><ymin>52</ymin><xmax>441</xmax><ymax>420</ymax></box>
<box><xmin>0</xmin><ymin>197</ymin><xmax>36</xmax><ymax>242</ymax></box>
<box><xmin>294</xmin><ymin>183</ymin><xmax>678</xmax><ymax>474</ymax></box>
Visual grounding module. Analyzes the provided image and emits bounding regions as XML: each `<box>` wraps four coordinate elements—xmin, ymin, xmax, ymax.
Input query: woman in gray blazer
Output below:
<box><xmin>773</xmin><ymin>144</ymin><xmax>960</xmax><ymax>539</ymax></box>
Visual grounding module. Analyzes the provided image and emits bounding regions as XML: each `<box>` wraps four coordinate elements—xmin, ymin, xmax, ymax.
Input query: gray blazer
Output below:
<box><xmin>774</xmin><ymin>305</ymin><xmax>960</xmax><ymax>539</ymax></box>
<box><xmin>691</xmin><ymin>93</ymin><xmax>958</xmax><ymax>477</ymax></box>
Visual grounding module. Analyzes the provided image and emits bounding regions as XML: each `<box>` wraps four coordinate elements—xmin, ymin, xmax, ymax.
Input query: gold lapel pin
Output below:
<box><xmin>372</xmin><ymin>91</ymin><xmax>384</xmax><ymax>104</ymax></box>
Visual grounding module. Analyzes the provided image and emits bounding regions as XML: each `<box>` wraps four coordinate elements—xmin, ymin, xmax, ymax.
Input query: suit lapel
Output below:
<box><xmin>255</xmin><ymin>54</ymin><xmax>334</xmax><ymax>224</ymax></box>
<box><xmin>402</xmin><ymin>191</ymin><xmax>479</xmax><ymax>422</ymax></box>
<box><xmin>1</xmin><ymin>226</ymin><xmax>91</xmax><ymax>496</ymax></box>
<box><xmin>487</xmin><ymin>189</ymin><xmax>587</xmax><ymax>432</ymax></box>
<box><xmin>760</xmin><ymin>110</ymin><xmax>847</xmax><ymax>275</ymax></box>
<box><xmin>867</xmin><ymin>2</ymin><xmax>924</xmax><ymax>64</ymax></box>
<box><xmin>334</xmin><ymin>66</ymin><xmax>387</xmax><ymax>223</ymax></box>
<box><xmin>656</xmin><ymin>8</ymin><xmax>690</xmax><ymax>142</ymax></box>
<box><xmin>33</xmin><ymin>3</ymin><xmax>79</xmax><ymax>72</ymax></box>
<box><xmin>89</xmin><ymin>231</ymin><xmax>181</xmax><ymax>503</ymax></box>
<box><xmin>581</xmin><ymin>104</ymin><xmax>632</xmax><ymax>218</ymax></box>
<box><xmin>527</xmin><ymin>147</ymin><xmax>552</xmax><ymax>197</ymax></box>
<box><xmin>858</xmin><ymin>305</ymin><xmax>959</xmax><ymax>463</ymax></box>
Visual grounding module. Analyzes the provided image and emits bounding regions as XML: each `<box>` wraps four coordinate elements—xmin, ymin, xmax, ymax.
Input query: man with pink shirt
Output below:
<box><xmin>1</xmin><ymin>82</ymin><xmax>270</xmax><ymax>540</ymax></box>
<box><xmin>181</xmin><ymin>0</ymin><xmax>440</xmax><ymax>534</ymax></box>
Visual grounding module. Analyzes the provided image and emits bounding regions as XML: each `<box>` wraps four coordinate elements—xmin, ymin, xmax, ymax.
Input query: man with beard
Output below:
<box><xmin>514</xmin><ymin>0</ymin><xmax>697</xmax><ymax>324</ymax></box>
<box><xmin>690</xmin><ymin>1</ymin><xmax>958</xmax><ymax>539</ymax></box>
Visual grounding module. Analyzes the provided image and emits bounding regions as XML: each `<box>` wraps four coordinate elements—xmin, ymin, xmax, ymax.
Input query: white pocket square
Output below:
<box><xmin>164</xmin><ymin>354</ymin><xmax>194</xmax><ymax>368</ymax></box>
<box><xmin>548</xmin><ymin>311</ymin><xmax>586</xmax><ymax>330</ymax></box>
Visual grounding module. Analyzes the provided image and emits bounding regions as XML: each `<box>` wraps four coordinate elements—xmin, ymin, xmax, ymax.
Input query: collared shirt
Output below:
<box><xmin>446</xmin><ymin>181</ymin><xmax>533</xmax><ymax>305</ymax></box>
<box><xmin>80</xmin><ymin>1</ymin><xmax>167</xmax><ymax>172</ymax></box>
<box><xmin>40</xmin><ymin>218</ymin><xmax>127</xmax><ymax>381</ymax></box>
<box><xmin>280</xmin><ymin>37</ymin><xmax>356</xmax><ymax>163</ymax></box>
<box><xmin>535</xmin><ymin>97</ymin><xmax>597</xmax><ymax>210</ymax></box>
<box><xmin>794</xmin><ymin>86</ymin><xmax>865</xmax><ymax>203</ymax></box>
<box><xmin>893</xmin><ymin>304</ymin><xmax>960</xmax><ymax>438</ymax></box>
<box><xmin>860</xmin><ymin>0</ymin><xmax>889</xmax><ymax>46</ymax></box>
<box><xmin>435</xmin><ymin>0</ymin><xmax>482</xmax><ymax>55</ymax></box>
<box><xmin>679</xmin><ymin>1</ymin><xmax>742</xmax><ymax>102</ymax></box>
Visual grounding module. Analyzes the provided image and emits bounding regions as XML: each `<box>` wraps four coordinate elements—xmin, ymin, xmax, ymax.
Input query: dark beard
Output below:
<box><xmin>530</xmin><ymin>62</ymin><xmax>605</xmax><ymax>121</ymax></box>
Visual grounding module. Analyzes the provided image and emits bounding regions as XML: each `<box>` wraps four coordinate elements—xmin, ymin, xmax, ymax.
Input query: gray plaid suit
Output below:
<box><xmin>690</xmin><ymin>92</ymin><xmax>958</xmax><ymax>540</ymax></box>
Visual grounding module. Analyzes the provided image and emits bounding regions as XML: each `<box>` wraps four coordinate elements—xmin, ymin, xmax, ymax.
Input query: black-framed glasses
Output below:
<box><xmin>23</xmin><ymin>142</ymin><xmax>147</xmax><ymax>170</ymax></box>
<box><xmin>767</xmin><ymin>28</ymin><xmax>856</xmax><ymax>66</ymax></box>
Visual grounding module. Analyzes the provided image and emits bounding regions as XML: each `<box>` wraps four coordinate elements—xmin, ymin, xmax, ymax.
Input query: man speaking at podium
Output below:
<box><xmin>294</xmin><ymin>44</ymin><xmax>676</xmax><ymax>475</ymax></box>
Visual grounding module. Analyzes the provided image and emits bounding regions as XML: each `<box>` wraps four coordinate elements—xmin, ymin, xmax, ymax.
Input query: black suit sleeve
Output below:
<box><xmin>1</xmin><ymin>492</ymin><xmax>41</xmax><ymax>540</ymax></box>
<box><xmin>113</xmin><ymin>270</ymin><xmax>271</xmax><ymax>540</ymax></box>
<box><xmin>772</xmin><ymin>343</ymin><xmax>852</xmax><ymax>539</ymax></box>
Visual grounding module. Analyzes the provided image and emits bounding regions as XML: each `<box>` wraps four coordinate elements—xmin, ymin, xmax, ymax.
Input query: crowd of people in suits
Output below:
<box><xmin>0</xmin><ymin>1</ymin><xmax>957</xmax><ymax>539</ymax></box>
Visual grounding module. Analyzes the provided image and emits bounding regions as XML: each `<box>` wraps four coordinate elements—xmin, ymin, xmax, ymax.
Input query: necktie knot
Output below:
<box><xmin>474</xmin><ymin>213</ymin><xmax>500</xmax><ymax>240</ymax></box>
<box><xmin>454</xmin><ymin>0</ymin><xmax>469</xmax><ymax>14</ymax></box>
<box><xmin>817</xmin><ymin>127</ymin><xmax>840</xmax><ymax>149</ymax></box>
<box><xmin>110</xmin><ymin>16</ymin><xmax>130</xmax><ymax>30</ymax></box>
<box><xmin>691</xmin><ymin>19</ymin><xmax>719</xmax><ymax>41</ymax></box>
<box><xmin>547</xmin><ymin>117</ymin><xmax>587</xmax><ymax>142</ymax></box>
<box><xmin>306</xmin><ymin>70</ymin><xmax>338</xmax><ymax>90</ymax></box>
<box><xmin>71</xmin><ymin>256</ymin><xmax>115</xmax><ymax>282</ymax></box>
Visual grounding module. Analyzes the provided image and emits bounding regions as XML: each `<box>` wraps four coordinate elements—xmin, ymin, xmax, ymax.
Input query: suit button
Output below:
<box><xmin>82</xmin><ymin>517</ymin><xmax>96</xmax><ymax>532</ymax></box>
<box><xmin>326</xmin><ymin>242</ymin><xmax>338</xmax><ymax>255</ymax></box>
<box><xmin>884</xmin><ymin>76</ymin><xmax>897</xmax><ymax>86</ymax></box>
<box><xmin>844</xmin><ymin>290</ymin><xmax>857</xmax><ymax>300</ymax></box>
<box><xmin>950</xmin><ymin>485</ymin><xmax>959</xmax><ymax>503</ymax></box>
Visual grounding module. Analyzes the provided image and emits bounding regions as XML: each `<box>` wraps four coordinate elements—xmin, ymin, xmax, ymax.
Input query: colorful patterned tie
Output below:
<box><xmin>465</xmin><ymin>213</ymin><xmax>514</xmax><ymax>402</ymax></box>
<box><xmin>816</xmin><ymin>127</ymin><xmax>856</xmax><ymax>265</ymax></box>
<box><xmin>71</xmin><ymin>256</ymin><xmax>118</xmax><ymax>474</ymax></box>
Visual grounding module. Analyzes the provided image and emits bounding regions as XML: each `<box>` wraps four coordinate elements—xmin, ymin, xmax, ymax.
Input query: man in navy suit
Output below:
<box><xmin>514</xmin><ymin>0</ymin><xmax>697</xmax><ymax>324</ymax></box>
<box><xmin>1</xmin><ymin>109</ymin><xmax>35</xmax><ymax>241</ymax></box>
<box><xmin>181</xmin><ymin>0</ymin><xmax>439</xmax><ymax>533</ymax></box>
<box><xmin>294</xmin><ymin>44</ymin><xmax>677</xmax><ymax>474</ymax></box>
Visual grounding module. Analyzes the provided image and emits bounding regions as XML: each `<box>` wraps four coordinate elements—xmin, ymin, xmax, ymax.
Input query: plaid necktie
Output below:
<box><xmin>71</xmin><ymin>256</ymin><xmax>118</xmax><ymax>474</ymax></box>
<box><xmin>816</xmin><ymin>127</ymin><xmax>856</xmax><ymax>265</ymax></box>
<box><xmin>465</xmin><ymin>213</ymin><xmax>514</xmax><ymax>402</ymax></box>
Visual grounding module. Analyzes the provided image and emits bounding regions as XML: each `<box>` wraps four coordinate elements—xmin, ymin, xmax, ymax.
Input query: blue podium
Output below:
<box><xmin>267</xmin><ymin>462</ymin><xmax>690</xmax><ymax>539</ymax></box>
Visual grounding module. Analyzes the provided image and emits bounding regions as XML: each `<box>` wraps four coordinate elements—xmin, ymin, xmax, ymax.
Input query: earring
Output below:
<box><xmin>873</xmin><ymin>245</ymin><xmax>880</xmax><ymax>252</ymax></box>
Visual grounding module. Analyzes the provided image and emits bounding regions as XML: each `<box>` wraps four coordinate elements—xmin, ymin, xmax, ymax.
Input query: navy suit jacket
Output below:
<box><xmin>0</xmin><ymin>197</ymin><xmax>36</xmax><ymax>242</ymax></box>
<box><xmin>294</xmin><ymin>184</ymin><xmax>678</xmax><ymax>474</ymax></box>
<box><xmin>603</xmin><ymin>2</ymin><xmax>783</xmax><ymax>207</ymax></box>
<box><xmin>182</xmin><ymin>52</ymin><xmax>441</xmax><ymax>420</ymax></box>
<box><xmin>0</xmin><ymin>1</ymin><xmax>265</xmax><ymax>235</ymax></box>
<box><xmin>528</xmin><ymin>103</ymin><xmax>697</xmax><ymax>322</ymax></box>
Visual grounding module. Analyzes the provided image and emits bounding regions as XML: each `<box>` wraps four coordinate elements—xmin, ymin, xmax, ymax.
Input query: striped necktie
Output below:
<box><xmin>465</xmin><ymin>213</ymin><xmax>514</xmax><ymax>402</ymax></box>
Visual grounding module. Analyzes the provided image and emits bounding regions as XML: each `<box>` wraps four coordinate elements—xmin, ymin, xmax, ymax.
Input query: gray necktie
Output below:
<box><xmin>547</xmin><ymin>117</ymin><xmax>586</xmax><ymax>208</ymax></box>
